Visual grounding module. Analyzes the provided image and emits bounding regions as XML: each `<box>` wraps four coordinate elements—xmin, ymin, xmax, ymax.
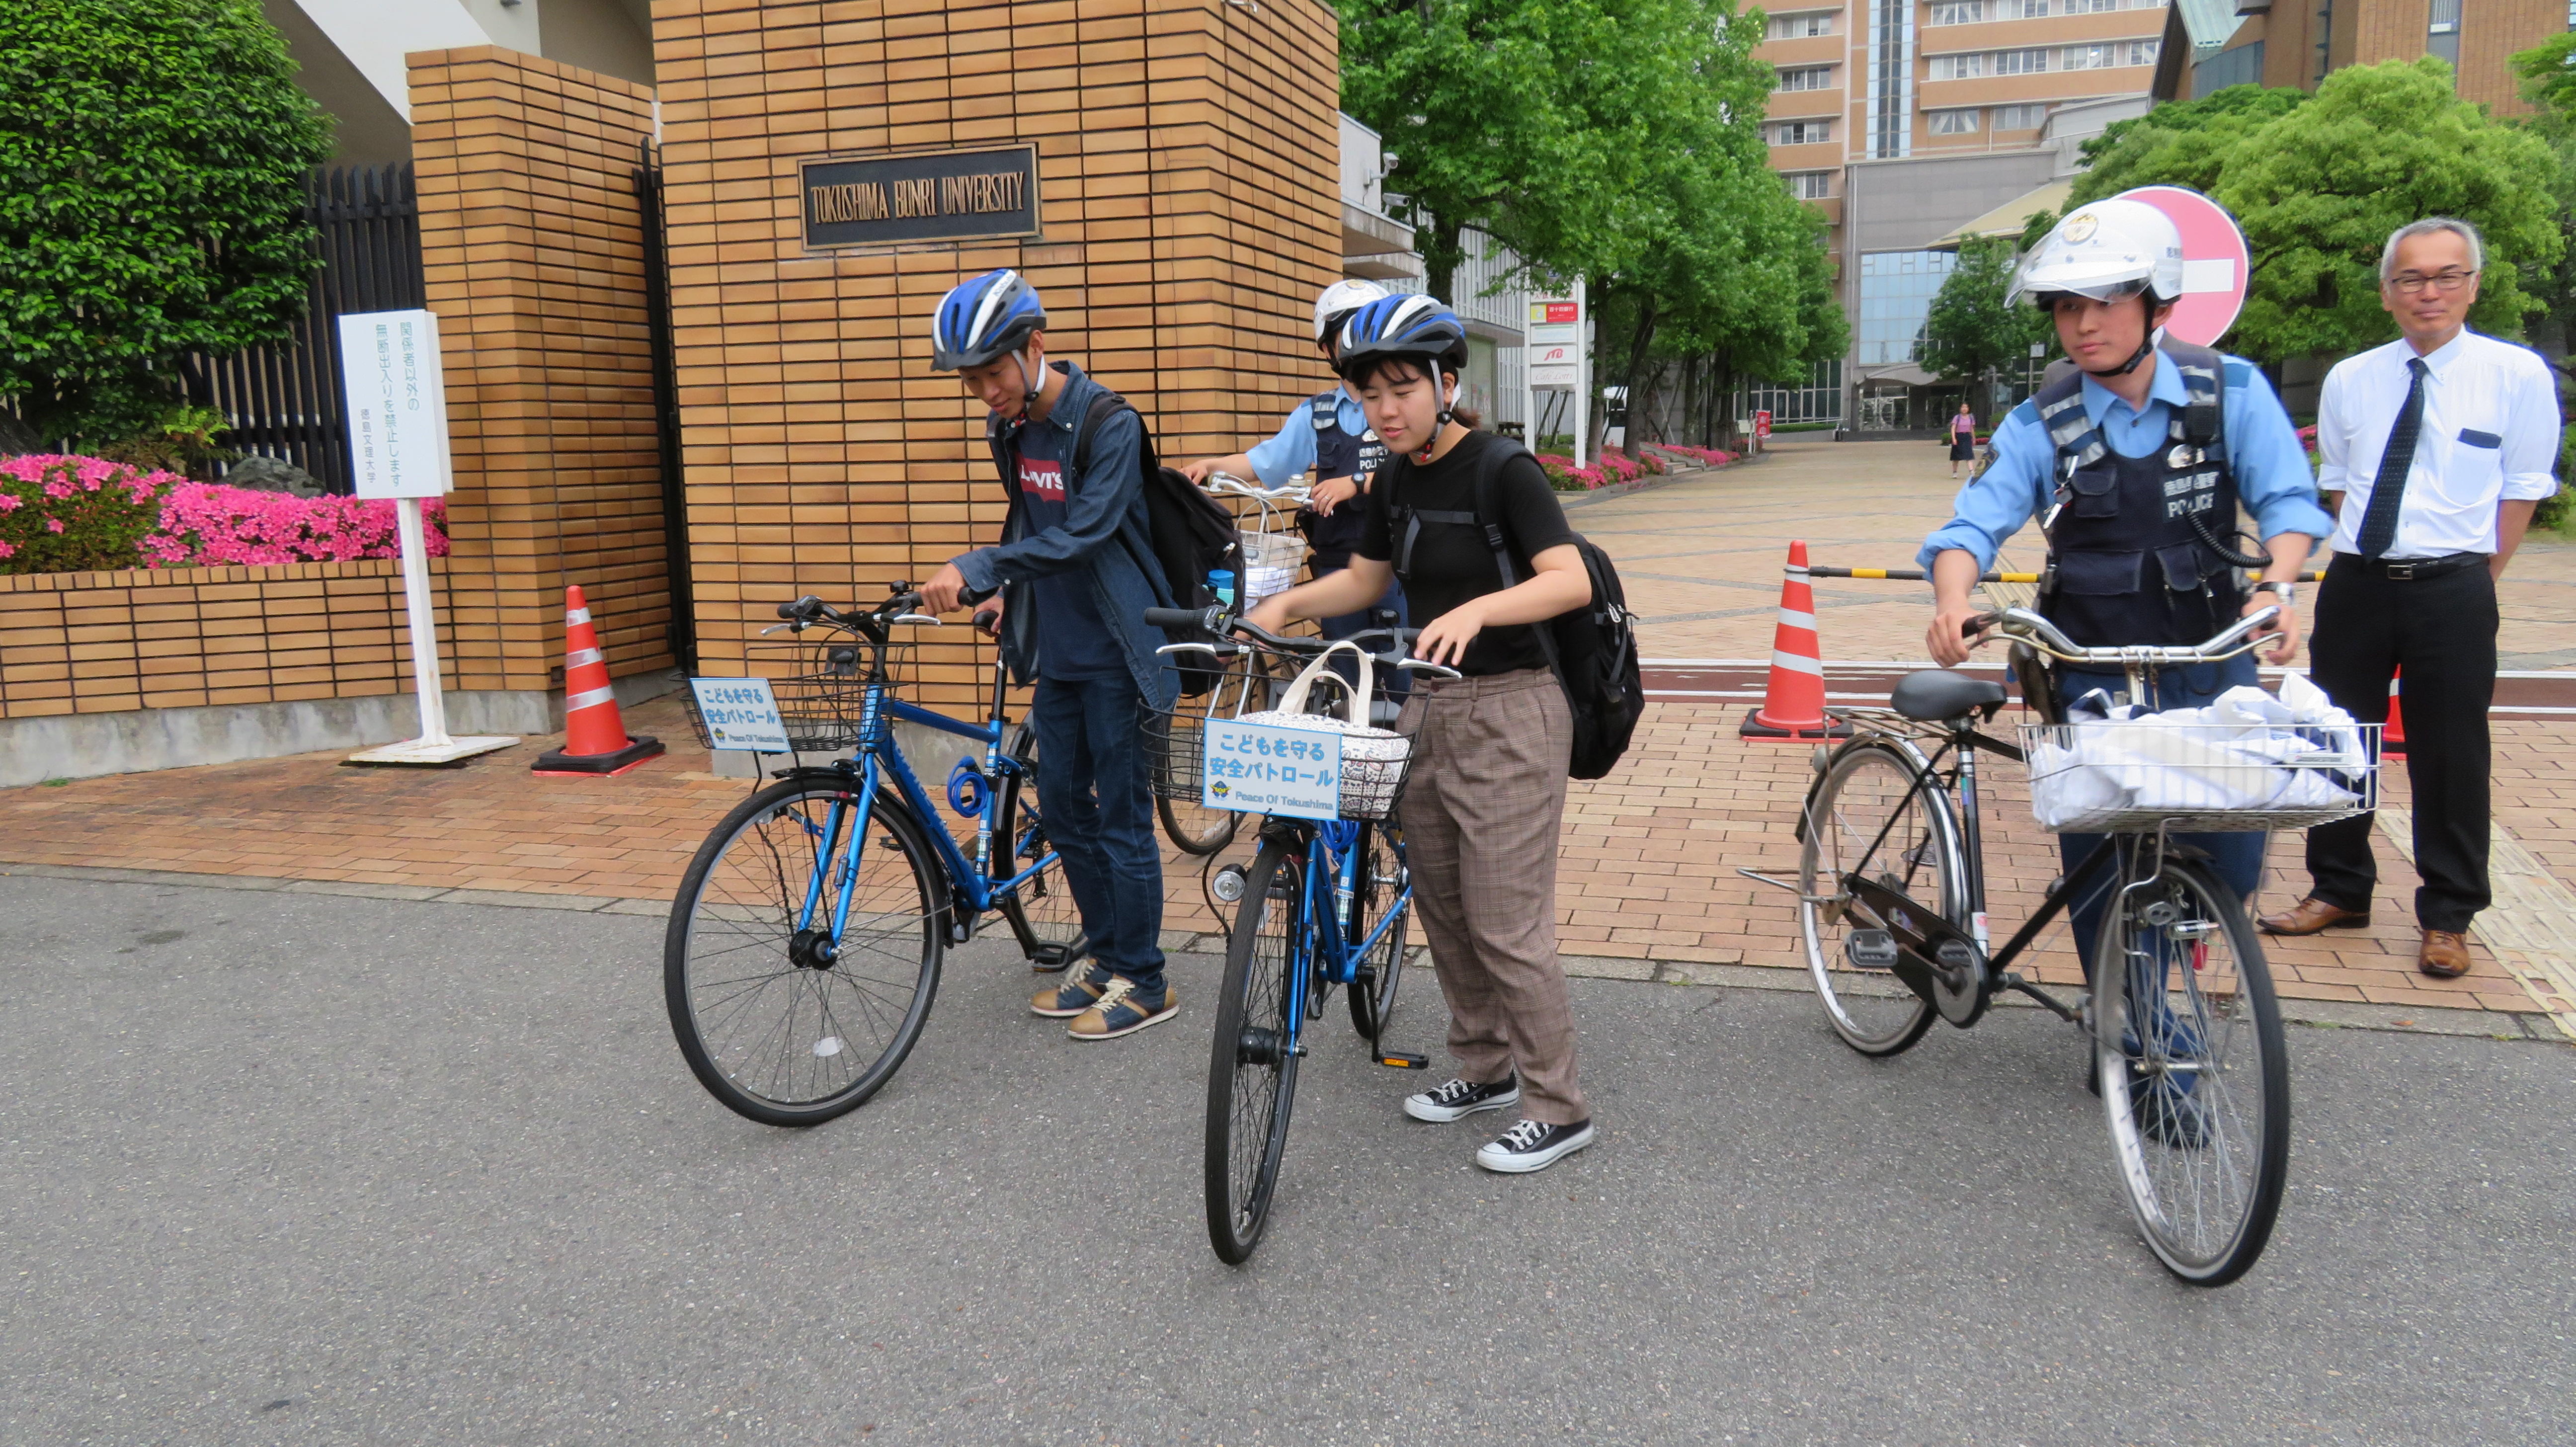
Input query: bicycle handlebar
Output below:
<box><xmin>770</xmin><ymin>583</ymin><xmax>999</xmax><ymax>637</ymax></box>
<box><xmin>1967</xmin><ymin>604</ymin><xmax>2281</xmax><ymax>666</ymax></box>
<box><xmin>1145</xmin><ymin>605</ymin><xmax>1462</xmax><ymax>679</ymax></box>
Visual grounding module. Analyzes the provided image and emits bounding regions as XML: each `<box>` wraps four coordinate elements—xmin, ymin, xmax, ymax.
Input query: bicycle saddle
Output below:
<box><xmin>1889</xmin><ymin>669</ymin><xmax>2007</xmax><ymax>723</ymax></box>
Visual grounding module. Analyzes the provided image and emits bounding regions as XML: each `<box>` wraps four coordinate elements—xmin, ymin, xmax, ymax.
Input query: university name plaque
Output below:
<box><xmin>801</xmin><ymin>145</ymin><xmax>1041</xmax><ymax>248</ymax></box>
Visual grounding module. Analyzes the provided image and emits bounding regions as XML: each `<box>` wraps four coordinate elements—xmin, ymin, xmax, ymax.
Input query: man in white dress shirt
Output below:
<box><xmin>2258</xmin><ymin>218</ymin><xmax>2565</xmax><ymax>979</ymax></box>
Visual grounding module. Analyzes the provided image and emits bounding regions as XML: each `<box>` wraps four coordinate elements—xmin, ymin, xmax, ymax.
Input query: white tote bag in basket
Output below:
<box><xmin>1236</xmin><ymin>641</ymin><xmax>1412</xmax><ymax>819</ymax></box>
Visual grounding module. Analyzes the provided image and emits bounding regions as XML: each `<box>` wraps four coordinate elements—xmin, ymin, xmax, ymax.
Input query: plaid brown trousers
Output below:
<box><xmin>1395</xmin><ymin>667</ymin><xmax>1589</xmax><ymax>1125</ymax></box>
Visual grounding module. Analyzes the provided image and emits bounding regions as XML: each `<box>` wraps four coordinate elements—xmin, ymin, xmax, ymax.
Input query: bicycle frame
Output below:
<box><xmin>782</xmin><ymin>649</ymin><xmax>1059</xmax><ymax>949</ymax></box>
<box><xmin>1272</xmin><ymin>817</ymin><xmax>1412</xmax><ymax>1049</ymax></box>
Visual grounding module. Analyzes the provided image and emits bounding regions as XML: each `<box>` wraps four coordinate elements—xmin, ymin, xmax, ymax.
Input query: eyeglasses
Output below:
<box><xmin>2386</xmin><ymin>269</ymin><xmax>2478</xmax><ymax>295</ymax></box>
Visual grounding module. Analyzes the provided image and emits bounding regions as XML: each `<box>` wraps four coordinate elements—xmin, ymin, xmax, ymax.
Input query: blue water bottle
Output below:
<box><xmin>1208</xmin><ymin>569</ymin><xmax>1236</xmax><ymax>609</ymax></box>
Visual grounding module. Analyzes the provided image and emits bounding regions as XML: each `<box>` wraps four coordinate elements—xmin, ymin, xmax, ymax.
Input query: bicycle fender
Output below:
<box><xmin>1844</xmin><ymin>872</ymin><xmax>1992</xmax><ymax>1028</ymax></box>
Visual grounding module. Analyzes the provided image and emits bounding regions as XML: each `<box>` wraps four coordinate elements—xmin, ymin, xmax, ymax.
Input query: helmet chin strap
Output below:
<box><xmin>1411</xmin><ymin>373</ymin><xmax>1461</xmax><ymax>462</ymax></box>
<box><xmin>1012</xmin><ymin>349</ymin><xmax>1042</xmax><ymax>413</ymax></box>
<box><xmin>2081</xmin><ymin>305</ymin><xmax>2166</xmax><ymax>379</ymax></box>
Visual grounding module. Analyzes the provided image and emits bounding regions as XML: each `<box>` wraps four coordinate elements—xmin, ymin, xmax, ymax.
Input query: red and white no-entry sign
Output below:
<box><xmin>2116</xmin><ymin>185</ymin><xmax>2250</xmax><ymax>347</ymax></box>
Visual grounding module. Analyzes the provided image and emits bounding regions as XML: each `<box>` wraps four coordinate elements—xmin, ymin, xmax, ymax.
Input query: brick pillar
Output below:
<box><xmin>650</xmin><ymin>0</ymin><xmax>1342</xmax><ymax>710</ymax></box>
<box><xmin>409</xmin><ymin>47</ymin><xmax>672</xmax><ymax>695</ymax></box>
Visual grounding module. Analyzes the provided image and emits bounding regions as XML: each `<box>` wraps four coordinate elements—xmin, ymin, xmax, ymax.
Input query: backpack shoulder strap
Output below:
<box><xmin>1464</xmin><ymin>438</ymin><xmax>1563</xmax><ymax>674</ymax></box>
<box><xmin>1068</xmin><ymin>390</ymin><xmax>1128</xmax><ymax>484</ymax></box>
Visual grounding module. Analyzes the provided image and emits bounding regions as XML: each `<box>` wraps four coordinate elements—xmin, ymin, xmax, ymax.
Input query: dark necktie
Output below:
<box><xmin>2356</xmin><ymin>357</ymin><xmax>2427</xmax><ymax>559</ymax></box>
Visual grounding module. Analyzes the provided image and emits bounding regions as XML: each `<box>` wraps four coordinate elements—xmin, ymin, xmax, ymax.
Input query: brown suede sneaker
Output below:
<box><xmin>2256</xmin><ymin>897</ymin><xmax>2371</xmax><ymax>936</ymax></box>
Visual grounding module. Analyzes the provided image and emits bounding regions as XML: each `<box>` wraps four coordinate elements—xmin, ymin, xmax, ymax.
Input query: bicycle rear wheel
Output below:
<box><xmin>2093</xmin><ymin>853</ymin><xmax>2289</xmax><ymax>1286</ymax></box>
<box><xmin>1345</xmin><ymin>822</ymin><xmax>1408</xmax><ymax>1043</ymax></box>
<box><xmin>665</xmin><ymin>778</ymin><xmax>945</xmax><ymax>1125</ymax></box>
<box><xmin>1205</xmin><ymin>840</ymin><xmax>1305</xmax><ymax>1263</ymax></box>
<box><xmin>1798</xmin><ymin>739</ymin><xmax>1954</xmax><ymax>1055</ymax></box>
<box><xmin>994</xmin><ymin>723</ymin><xmax>1085</xmax><ymax>971</ymax></box>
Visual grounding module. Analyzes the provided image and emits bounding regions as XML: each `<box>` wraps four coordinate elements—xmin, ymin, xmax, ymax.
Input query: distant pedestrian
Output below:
<box><xmin>1947</xmin><ymin>402</ymin><xmax>1978</xmax><ymax>478</ymax></box>
<box><xmin>2257</xmin><ymin>219</ymin><xmax>2564</xmax><ymax>980</ymax></box>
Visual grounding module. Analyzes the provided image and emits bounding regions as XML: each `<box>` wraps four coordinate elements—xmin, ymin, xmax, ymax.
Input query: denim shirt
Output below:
<box><xmin>953</xmin><ymin>360</ymin><xmax>1180</xmax><ymax>711</ymax></box>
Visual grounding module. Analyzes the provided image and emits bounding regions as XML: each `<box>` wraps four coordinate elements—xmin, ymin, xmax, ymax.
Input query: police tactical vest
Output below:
<box><xmin>1300</xmin><ymin>389</ymin><xmax>1387</xmax><ymax>557</ymax></box>
<box><xmin>2032</xmin><ymin>340</ymin><xmax>2247</xmax><ymax>649</ymax></box>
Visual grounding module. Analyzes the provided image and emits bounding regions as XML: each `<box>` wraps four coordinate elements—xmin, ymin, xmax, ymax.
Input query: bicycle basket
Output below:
<box><xmin>1231</xmin><ymin>642</ymin><xmax>1413</xmax><ymax>822</ymax></box>
<box><xmin>1238</xmin><ymin>528</ymin><xmax>1308</xmax><ymax>605</ymax></box>
<box><xmin>2020</xmin><ymin>721</ymin><xmax>2379</xmax><ymax>834</ymax></box>
<box><xmin>682</xmin><ymin>638</ymin><xmax>906</xmax><ymax>753</ymax></box>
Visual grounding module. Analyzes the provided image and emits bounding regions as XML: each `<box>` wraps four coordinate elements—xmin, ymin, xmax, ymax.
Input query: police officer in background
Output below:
<box><xmin>1920</xmin><ymin>198</ymin><xmax>2334</xmax><ymax>994</ymax></box>
<box><xmin>1185</xmin><ymin>280</ymin><xmax>1407</xmax><ymax>649</ymax></box>
<box><xmin>2257</xmin><ymin>218</ymin><xmax>2565</xmax><ymax>979</ymax></box>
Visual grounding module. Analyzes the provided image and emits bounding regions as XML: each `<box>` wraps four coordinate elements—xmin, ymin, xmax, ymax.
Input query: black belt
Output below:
<box><xmin>2342</xmin><ymin>552</ymin><xmax>2488</xmax><ymax>581</ymax></box>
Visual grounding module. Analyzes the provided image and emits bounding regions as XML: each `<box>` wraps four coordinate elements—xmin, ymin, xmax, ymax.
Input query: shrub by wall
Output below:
<box><xmin>0</xmin><ymin>455</ymin><xmax>177</xmax><ymax>573</ymax></box>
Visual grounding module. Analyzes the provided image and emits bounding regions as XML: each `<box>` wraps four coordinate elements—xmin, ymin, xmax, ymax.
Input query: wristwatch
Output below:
<box><xmin>2253</xmin><ymin>581</ymin><xmax>2296</xmax><ymax>608</ymax></box>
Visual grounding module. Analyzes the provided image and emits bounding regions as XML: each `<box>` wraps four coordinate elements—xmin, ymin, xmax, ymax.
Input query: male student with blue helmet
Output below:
<box><xmin>917</xmin><ymin>269</ymin><xmax>1181</xmax><ymax>1043</ymax></box>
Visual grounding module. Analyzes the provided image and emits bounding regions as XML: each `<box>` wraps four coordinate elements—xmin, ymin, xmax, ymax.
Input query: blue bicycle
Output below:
<box><xmin>1145</xmin><ymin>608</ymin><xmax>1459</xmax><ymax>1262</ymax></box>
<box><xmin>666</xmin><ymin>586</ymin><xmax>1082</xmax><ymax>1125</ymax></box>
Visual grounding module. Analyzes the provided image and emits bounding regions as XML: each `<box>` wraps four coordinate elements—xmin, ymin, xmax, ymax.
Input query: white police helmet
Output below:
<box><xmin>1313</xmin><ymin>278</ymin><xmax>1390</xmax><ymax>342</ymax></box>
<box><xmin>2008</xmin><ymin>197</ymin><xmax>2186</xmax><ymax>310</ymax></box>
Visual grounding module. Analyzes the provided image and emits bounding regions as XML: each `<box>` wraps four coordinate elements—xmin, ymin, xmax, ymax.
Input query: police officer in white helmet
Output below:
<box><xmin>1184</xmin><ymin>279</ymin><xmax>1409</xmax><ymax>652</ymax></box>
<box><xmin>1914</xmin><ymin>194</ymin><xmax>2333</xmax><ymax>1119</ymax></box>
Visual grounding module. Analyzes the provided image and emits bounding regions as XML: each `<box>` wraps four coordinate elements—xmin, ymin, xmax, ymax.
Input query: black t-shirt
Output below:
<box><xmin>1357</xmin><ymin>430</ymin><xmax>1578</xmax><ymax>676</ymax></box>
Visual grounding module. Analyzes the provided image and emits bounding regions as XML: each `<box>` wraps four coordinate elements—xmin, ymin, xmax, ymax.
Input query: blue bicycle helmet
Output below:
<box><xmin>1333</xmin><ymin>294</ymin><xmax>1471</xmax><ymax>424</ymax></box>
<box><xmin>932</xmin><ymin>268</ymin><xmax>1046</xmax><ymax>371</ymax></box>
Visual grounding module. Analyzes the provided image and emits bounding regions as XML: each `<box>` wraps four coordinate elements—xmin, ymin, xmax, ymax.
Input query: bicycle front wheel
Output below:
<box><xmin>2093</xmin><ymin>853</ymin><xmax>2289</xmax><ymax>1286</ymax></box>
<box><xmin>1798</xmin><ymin>739</ymin><xmax>1954</xmax><ymax>1055</ymax></box>
<box><xmin>665</xmin><ymin>778</ymin><xmax>946</xmax><ymax>1126</ymax></box>
<box><xmin>1205</xmin><ymin>839</ymin><xmax>1305</xmax><ymax>1263</ymax></box>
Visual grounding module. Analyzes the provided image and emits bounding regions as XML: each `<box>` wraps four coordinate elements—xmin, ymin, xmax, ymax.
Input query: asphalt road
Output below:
<box><xmin>4</xmin><ymin>873</ymin><xmax>2570</xmax><ymax>1446</ymax></box>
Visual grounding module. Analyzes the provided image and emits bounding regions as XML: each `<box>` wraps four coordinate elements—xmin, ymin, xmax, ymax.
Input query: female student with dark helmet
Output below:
<box><xmin>1239</xmin><ymin>295</ymin><xmax>1600</xmax><ymax>1174</ymax></box>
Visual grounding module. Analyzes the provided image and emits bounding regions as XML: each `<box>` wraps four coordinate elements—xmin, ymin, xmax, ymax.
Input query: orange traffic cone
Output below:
<box><xmin>1741</xmin><ymin>540</ymin><xmax>1849</xmax><ymax>740</ymax></box>
<box><xmin>532</xmin><ymin>584</ymin><xmax>666</xmax><ymax>776</ymax></box>
<box><xmin>2382</xmin><ymin>668</ymin><xmax>2407</xmax><ymax>755</ymax></box>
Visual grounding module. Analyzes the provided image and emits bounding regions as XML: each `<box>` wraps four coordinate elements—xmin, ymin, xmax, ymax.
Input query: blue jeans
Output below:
<box><xmin>2056</xmin><ymin>654</ymin><xmax>2266</xmax><ymax>976</ymax></box>
<box><xmin>1028</xmin><ymin>675</ymin><xmax>1166</xmax><ymax>991</ymax></box>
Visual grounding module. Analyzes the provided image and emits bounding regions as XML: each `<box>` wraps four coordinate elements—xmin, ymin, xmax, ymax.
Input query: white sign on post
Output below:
<box><xmin>688</xmin><ymin>677</ymin><xmax>793</xmax><ymax>754</ymax></box>
<box><xmin>338</xmin><ymin>309</ymin><xmax>519</xmax><ymax>766</ymax></box>
<box><xmin>1201</xmin><ymin>719</ymin><xmax>1342</xmax><ymax>821</ymax></box>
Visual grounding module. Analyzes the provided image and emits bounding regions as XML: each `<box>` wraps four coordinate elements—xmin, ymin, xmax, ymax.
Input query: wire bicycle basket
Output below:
<box><xmin>682</xmin><ymin>638</ymin><xmax>914</xmax><ymax>753</ymax></box>
<box><xmin>2020</xmin><ymin>721</ymin><xmax>2380</xmax><ymax>834</ymax></box>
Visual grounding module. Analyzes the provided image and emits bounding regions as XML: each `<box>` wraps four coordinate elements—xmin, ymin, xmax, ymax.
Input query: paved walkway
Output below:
<box><xmin>5</xmin><ymin>438</ymin><xmax>2572</xmax><ymax>1034</ymax></box>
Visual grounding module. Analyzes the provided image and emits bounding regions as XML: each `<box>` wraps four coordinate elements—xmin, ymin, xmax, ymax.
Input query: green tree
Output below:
<box><xmin>2509</xmin><ymin>34</ymin><xmax>2576</xmax><ymax>528</ymax></box>
<box><xmin>2217</xmin><ymin>60</ymin><xmax>2564</xmax><ymax>363</ymax></box>
<box><xmin>1921</xmin><ymin>238</ymin><xmax>2049</xmax><ymax>421</ymax></box>
<box><xmin>2067</xmin><ymin>85</ymin><xmax>2310</xmax><ymax>209</ymax></box>
<box><xmin>0</xmin><ymin>0</ymin><xmax>332</xmax><ymax>448</ymax></box>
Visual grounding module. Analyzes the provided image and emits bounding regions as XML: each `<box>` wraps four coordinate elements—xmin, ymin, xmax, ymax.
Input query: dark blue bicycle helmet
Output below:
<box><xmin>932</xmin><ymin>268</ymin><xmax>1046</xmax><ymax>372</ymax></box>
<box><xmin>1333</xmin><ymin>294</ymin><xmax>1471</xmax><ymax>426</ymax></box>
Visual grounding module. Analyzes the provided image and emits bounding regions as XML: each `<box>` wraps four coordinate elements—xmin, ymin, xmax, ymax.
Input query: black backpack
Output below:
<box><xmin>1388</xmin><ymin>438</ymin><xmax>1643</xmax><ymax>779</ymax></box>
<box><xmin>1073</xmin><ymin>391</ymin><xmax>1238</xmax><ymax>697</ymax></box>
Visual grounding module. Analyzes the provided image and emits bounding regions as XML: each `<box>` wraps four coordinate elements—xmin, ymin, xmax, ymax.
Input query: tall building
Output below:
<box><xmin>2158</xmin><ymin>0</ymin><xmax>2572</xmax><ymax>115</ymax></box>
<box><xmin>1756</xmin><ymin>0</ymin><xmax>2174</xmax><ymax>430</ymax></box>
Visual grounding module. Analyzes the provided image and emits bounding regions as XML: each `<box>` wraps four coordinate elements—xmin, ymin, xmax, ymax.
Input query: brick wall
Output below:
<box><xmin>651</xmin><ymin>0</ymin><xmax>1343</xmax><ymax>708</ymax></box>
<box><xmin>410</xmin><ymin>47</ymin><xmax>675</xmax><ymax>693</ymax></box>
<box><xmin>0</xmin><ymin>561</ymin><xmax>453</xmax><ymax>719</ymax></box>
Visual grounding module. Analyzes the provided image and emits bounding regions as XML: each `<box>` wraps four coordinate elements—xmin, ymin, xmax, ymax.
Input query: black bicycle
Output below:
<box><xmin>1759</xmin><ymin>604</ymin><xmax>2378</xmax><ymax>1285</ymax></box>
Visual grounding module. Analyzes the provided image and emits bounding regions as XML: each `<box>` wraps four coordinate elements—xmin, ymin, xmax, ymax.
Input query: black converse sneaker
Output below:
<box><xmin>1402</xmin><ymin>1074</ymin><xmax>1520</xmax><ymax>1124</ymax></box>
<box><xmin>1475</xmin><ymin>1118</ymin><xmax>1596</xmax><ymax>1174</ymax></box>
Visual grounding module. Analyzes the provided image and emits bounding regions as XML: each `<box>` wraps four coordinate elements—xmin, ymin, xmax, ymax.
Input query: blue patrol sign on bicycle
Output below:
<box><xmin>689</xmin><ymin>676</ymin><xmax>792</xmax><ymax>753</ymax></box>
<box><xmin>1202</xmin><ymin>719</ymin><xmax>1341</xmax><ymax>820</ymax></box>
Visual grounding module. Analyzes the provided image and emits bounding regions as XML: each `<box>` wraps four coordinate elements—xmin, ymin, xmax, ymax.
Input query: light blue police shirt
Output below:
<box><xmin>1917</xmin><ymin>347</ymin><xmax>2333</xmax><ymax>572</ymax></box>
<box><xmin>1244</xmin><ymin>390</ymin><xmax>1368</xmax><ymax>487</ymax></box>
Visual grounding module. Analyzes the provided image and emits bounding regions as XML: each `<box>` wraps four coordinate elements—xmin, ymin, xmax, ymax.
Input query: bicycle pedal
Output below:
<box><xmin>1376</xmin><ymin>1052</ymin><xmax>1429</xmax><ymax>1070</ymax></box>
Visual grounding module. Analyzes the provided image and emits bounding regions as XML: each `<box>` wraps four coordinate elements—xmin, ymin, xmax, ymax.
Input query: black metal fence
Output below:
<box><xmin>183</xmin><ymin>163</ymin><xmax>424</xmax><ymax>492</ymax></box>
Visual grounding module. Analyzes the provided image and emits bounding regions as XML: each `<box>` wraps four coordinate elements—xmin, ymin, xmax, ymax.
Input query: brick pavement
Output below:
<box><xmin>4</xmin><ymin>438</ymin><xmax>2569</xmax><ymax>1029</ymax></box>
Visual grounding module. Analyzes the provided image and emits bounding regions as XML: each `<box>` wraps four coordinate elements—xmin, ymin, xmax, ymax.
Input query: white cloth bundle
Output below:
<box><xmin>2026</xmin><ymin>673</ymin><xmax>2368</xmax><ymax>831</ymax></box>
<box><xmin>1239</xmin><ymin>529</ymin><xmax>1308</xmax><ymax>604</ymax></box>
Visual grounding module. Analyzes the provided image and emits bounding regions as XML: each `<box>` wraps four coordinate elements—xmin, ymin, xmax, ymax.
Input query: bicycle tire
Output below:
<box><xmin>665</xmin><ymin>777</ymin><xmax>946</xmax><ymax>1126</ymax></box>
<box><xmin>1205</xmin><ymin>839</ymin><xmax>1305</xmax><ymax>1264</ymax></box>
<box><xmin>2092</xmin><ymin>853</ymin><xmax>2289</xmax><ymax>1286</ymax></box>
<box><xmin>1797</xmin><ymin>737</ymin><xmax>1954</xmax><ymax>1056</ymax></box>
<box><xmin>1346</xmin><ymin>822</ymin><xmax>1408</xmax><ymax>1043</ymax></box>
<box><xmin>994</xmin><ymin>723</ymin><xmax>1085</xmax><ymax>970</ymax></box>
<box><xmin>1155</xmin><ymin>655</ymin><xmax>1279</xmax><ymax>856</ymax></box>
